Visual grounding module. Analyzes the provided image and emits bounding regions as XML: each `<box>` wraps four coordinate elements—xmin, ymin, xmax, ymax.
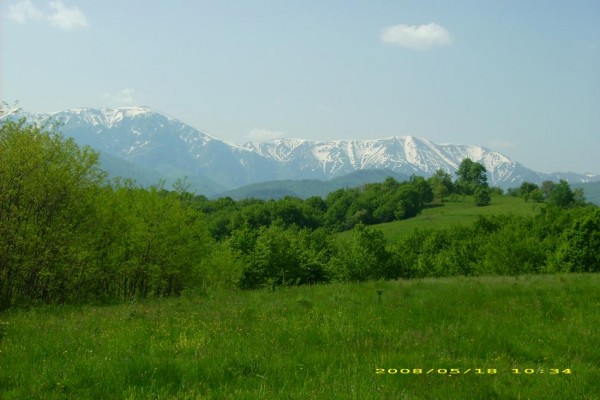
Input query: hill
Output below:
<box><xmin>214</xmin><ymin>169</ymin><xmax>410</xmax><ymax>199</ymax></box>
<box><xmin>339</xmin><ymin>195</ymin><xmax>540</xmax><ymax>242</ymax></box>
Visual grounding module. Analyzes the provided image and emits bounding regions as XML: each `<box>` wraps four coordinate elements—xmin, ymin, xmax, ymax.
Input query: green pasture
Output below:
<box><xmin>1</xmin><ymin>273</ymin><xmax>597</xmax><ymax>399</ymax></box>
<box><xmin>340</xmin><ymin>195</ymin><xmax>541</xmax><ymax>242</ymax></box>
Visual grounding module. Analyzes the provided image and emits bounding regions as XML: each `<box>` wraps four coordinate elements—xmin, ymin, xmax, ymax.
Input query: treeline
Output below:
<box><xmin>192</xmin><ymin>157</ymin><xmax>499</xmax><ymax>237</ymax></box>
<box><xmin>215</xmin><ymin>205</ymin><xmax>600</xmax><ymax>288</ymax></box>
<box><xmin>1</xmin><ymin>118</ymin><xmax>598</xmax><ymax>309</ymax></box>
<box><xmin>508</xmin><ymin>180</ymin><xmax>586</xmax><ymax>207</ymax></box>
<box><xmin>194</xmin><ymin>175</ymin><xmax>434</xmax><ymax>238</ymax></box>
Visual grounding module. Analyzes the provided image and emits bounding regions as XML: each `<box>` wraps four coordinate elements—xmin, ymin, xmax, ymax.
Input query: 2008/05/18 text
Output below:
<box><xmin>376</xmin><ymin>368</ymin><xmax>572</xmax><ymax>375</ymax></box>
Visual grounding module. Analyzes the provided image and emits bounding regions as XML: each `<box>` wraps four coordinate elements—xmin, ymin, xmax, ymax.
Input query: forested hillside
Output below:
<box><xmin>1</xmin><ymin>118</ymin><xmax>598</xmax><ymax>309</ymax></box>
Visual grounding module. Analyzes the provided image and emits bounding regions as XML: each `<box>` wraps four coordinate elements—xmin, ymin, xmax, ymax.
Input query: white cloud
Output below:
<box><xmin>7</xmin><ymin>0</ymin><xmax>88</xmax><ymax>31</ymax></box>
<box><xmin>8</xmin><ymin>0</ymin><xmax>43</xmax><ymax>23</ymax></box>
<box><xmin>47</xmin><ymin>1</ymin><xmax>88</xmax><ymax>31</ymax></box>
<box><xmin>103</xmin><ymin>89</ymin><xmax>136</xmax><ymax>105</ymax></box>
<box><xmin>248</xmin><ymin>128</ymin><xmax>284</xmax><ymax>142</ymax></box>
<box><xmin>381</xmin><ymin>23</ymin><xmax>452</xmax><ymax>50</ymax></box>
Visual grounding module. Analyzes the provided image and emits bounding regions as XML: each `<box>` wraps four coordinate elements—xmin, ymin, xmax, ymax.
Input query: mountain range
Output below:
<box><xmin>5</xmin><ymin>106</ymin><xmax>599</xmax><ymax>196</ymax></box>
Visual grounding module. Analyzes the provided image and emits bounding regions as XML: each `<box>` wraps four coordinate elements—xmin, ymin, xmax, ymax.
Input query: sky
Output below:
<box><xmin>2</xmin><ymin>0</ymin><xmax>599</xmax><ymax>174</ymax></box>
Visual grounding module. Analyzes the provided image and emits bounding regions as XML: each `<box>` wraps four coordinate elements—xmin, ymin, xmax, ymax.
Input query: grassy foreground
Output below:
<box><xmin>1</xmin><ymin>274</ymin><xmax>598</xmax><ymax>399</ymax></box>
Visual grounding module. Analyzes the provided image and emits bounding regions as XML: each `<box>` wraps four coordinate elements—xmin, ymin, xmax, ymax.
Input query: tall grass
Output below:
<box><xmin>1</xmin><ymin>273</ymin><xmax>598</xmax><ymax>399</ymax></box>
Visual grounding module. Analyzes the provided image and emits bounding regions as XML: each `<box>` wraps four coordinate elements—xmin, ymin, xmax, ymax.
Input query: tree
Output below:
<box><xmin>0</xmin><ymin>118</ymin><xmax>106</xmax><ymax>308</ymax></box>
<box><xmin>548</xmin><ymin>180</ymin><xmax>575</xmax><ymax>207</ymax></box>
<box><xmin>553</xmin><ymin>208</ymin><xmax>600</xmax><ymax>272</ymax></box>
<box><xmin>236</xmin><ymin>225</ymin><xmax>328</xmax><ymax>288</ymax></box>
<box><xmin>528</xmin><ymin>188</ymin><xmax>545</xmax><ymax>203</ymax></box>
<box><xmin>474</xmin><ymin>186</ymin><xmax>491</xmax><ymax>206</ymax></box>
<box><xmin>428</xmin><ymin>169</ymin><xmax>454</xmax><ymax>202</ymax></box>
<box><xmin>409</xmin><ymin>175</ymin><xmax>434</xmax><ymax>206</ymax></box>
<box><xmin>328</xmin><ymin>224</ymin><xmax>391</xmax><ymax>281</ymax></box>
<box><xmin>519</xmin><ymin>182</ymin><xmax>539</xmax><ymax>202</ymax></box>
<box><xmin>455</xmin><ymin>158</ymin><xmax>488</xmax><ymax>195</ymax></box>
<box><xmin>540</xmin><ymin>181</ymin><xmax>555</xmax><ymax>200</ymax></box>
<box><xmin>573</xmin><ymin>188</ymin><xmax>586</xmax><ymax>206</ymax></box>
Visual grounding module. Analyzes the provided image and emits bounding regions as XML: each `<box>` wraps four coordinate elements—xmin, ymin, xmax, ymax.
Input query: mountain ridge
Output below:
<box><xmin>4</xmin><ymin>106</ymin><xmax>598</xmax><ymax>194</ymax></box>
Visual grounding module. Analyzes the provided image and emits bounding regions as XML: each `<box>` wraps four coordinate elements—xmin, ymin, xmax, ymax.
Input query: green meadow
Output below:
<box><xmin>339</xmin><ymin>195</ymin><xmax>541</xmax><ymax>242</ymax></box>
<box><xmin>1</xmin><ymin>273</ymin><xmax>598</xmax><ymax>399</ymax></box>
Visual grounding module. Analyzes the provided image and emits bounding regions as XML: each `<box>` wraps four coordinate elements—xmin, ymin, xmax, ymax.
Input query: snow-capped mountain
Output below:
<box><xmin>243</xmin><ymin>137</ymin><xmax>515</xmax><ymax>184</ymax></box>
<box><xmin>242</xmin><ymin>136</ymin><xmax>598</xmax><ymax>187</ymax></box>
<box><xmin>5</xmin><ymin>107</ymin><xmax>598</xmax><ymax>192</ymax></box>
<box><xmin>17</xmin><ymin>106</ymin><xmax>278</xmax><ymax>189</ymax></box>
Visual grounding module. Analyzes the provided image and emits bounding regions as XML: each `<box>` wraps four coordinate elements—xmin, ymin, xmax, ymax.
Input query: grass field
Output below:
<box><xmin>1</xmin><ymin>273</ymin><xmax>598</xmax><ymax>399</ymax></box>
<box><xmin>339</xmin><ymin>195</ymin><xmax>541</xmax><ymax>242</ymax></box>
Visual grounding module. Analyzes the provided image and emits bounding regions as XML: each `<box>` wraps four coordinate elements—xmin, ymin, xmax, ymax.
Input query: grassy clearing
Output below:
<box><xmin>1</xmin><ymin>273</ymin><xmax>598</xmax><ymax>399</ymax></box>
<box><xmin>339</xmin><ymin>195</ymin><xmax>541</xmax><ymax>242</ymax></box>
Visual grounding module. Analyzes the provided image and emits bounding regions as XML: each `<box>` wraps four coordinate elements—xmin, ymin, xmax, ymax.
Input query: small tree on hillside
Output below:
<box><xmin>474</xmin><ymin>186</ymin><xmax>491</xmax><ymax>207</ymax></box>
<box><xmin>548</xmin><ymin>180</ymin><xmax>575</xmax><ymax>208</ymax></box>
<box><xmin>456</xmin><ymin>158</ymin><xmax>488</xmax><ymax>195</ymax></box>
<box><xmin>428</xmin><ymin>169</ymin><xmax>454</xmax><ymax>202</ymax></box>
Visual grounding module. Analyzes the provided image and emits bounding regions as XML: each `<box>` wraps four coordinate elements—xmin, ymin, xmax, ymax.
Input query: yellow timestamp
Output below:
<box><xmin>376</xmin><ymin>368</ymin><xmax>572</xmax><ymax>375</ymax></box>
<box><xmin>511</xmin><ymin>368</ymin><xmax>572</xmax><ymax>375</ymax></box>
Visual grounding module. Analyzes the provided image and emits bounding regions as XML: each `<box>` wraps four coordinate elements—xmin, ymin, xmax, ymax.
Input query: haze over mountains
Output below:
<box><xmin>7</xmin><ymin>106</ymin><xmax>599</xmax><ymax>196</ymax></box>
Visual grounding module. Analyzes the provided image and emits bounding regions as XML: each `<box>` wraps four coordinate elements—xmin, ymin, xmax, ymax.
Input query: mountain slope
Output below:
<box><xmin>34</xmin><ymin>107</ymin><xmax>278</xmax><ymax>190</ymax></box>
<box><xmin>242</xmin><ymin>136</ymin><xmax>599</xmax><ymax>188</ymax></box>
<box><xmin>5</xmin><ymin>106</ymin><xmax>598</xmax><ymax>193</ymax></box>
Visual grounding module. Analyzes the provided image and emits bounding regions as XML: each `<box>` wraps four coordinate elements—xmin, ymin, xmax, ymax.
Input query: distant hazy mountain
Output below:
<box><xmin>573</xmin><ymin>182</ymin><xmax>600</xmax><ymax>206</ymax></box>
<box><xmin>98</xmin><ymin>152</ymin><xmax>225</xmax><ymax>196</ymax></box>
<box><xmin>5</xmin><ymin>106</ymin><xmax>599</xmax><ymax>194</ymax></box>
<box><xmin>216</xmin><ymin>169</ymin><xmax>410</xmax><ymax>200</ymax></box>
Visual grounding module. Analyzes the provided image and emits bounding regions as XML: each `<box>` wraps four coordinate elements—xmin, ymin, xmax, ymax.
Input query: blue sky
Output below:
<box><xmin>2</xmin><ymin>0</ymin><xmax>599</xmax><ymax>174</ymax></box>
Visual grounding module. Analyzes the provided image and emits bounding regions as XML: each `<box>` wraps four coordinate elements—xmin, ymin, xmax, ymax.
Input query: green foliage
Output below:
<box><xmin>427</xmin><ymin>169</ymin><xmax>454</xmax><ymax>202</ymax></box>
<box><xmin>0</xmin><ymin>119</ymin><xmax>215</xmax><ymax>309</ymax></box>
<box><xmin>520</xmin><ymin>181</ymin><xmax>538</xmax><ymax>197</ymax></box>
<box><xmin>548</xmin><ymin>180</ymin><xmax>575</xmax><ymax>207</ymax></box>
<box><xmin>540</xmin><ymin>180</ymin><xmax>555</xmax><ymax>199</ymax></box>
<box><xmin>355</xmin><ymin>195</ymin><xmax>537</xmax><ymax>242</ymax></box>
<box><xmin>552</xmin><ymin>208</ymin><xmax>600</xmax><ymax>272</ymax></box>
<box><xmin>509</xmin><ymin>180</ymin><xmax>584</xmax><ymax>206</ymax></box>
<box><xmin>381</xmin><ymin>205</ymin><xmax>599</xmax><ymax>280</ymax></box>
<box><xmin>0</xmin><ymin>119</ymin><xmax>106</xmax><ymax>308</ymax></box>
<box><xmin>489</xmin><ymin>186</ymin><xmax>504</xmax><ymax>195</ymax></box>
<box><xmin>328</xmin><ymin>224</ymin><xmax>392</xmax><ymax>281</ymax></box>
<box><xmin>473</xmin><ymin>186</ymin><xmax>491</xmax><ymax>206</ymax></box>
<box><xmin>107</xmin><ymin>183</ymin><xmax>213</xmax><ymax>299</ymax></box>
<box><xmin>232</xmin><ymin>225</ymin><xmax>330</xmax><ymax>289</ymax></box>
<box><xmin>480</xmin><ymin>219</ymin><xmax>545</xmax><ymax>276</ymax></box>
<box><xmin>455</xmin><ymin>158</ymin><xmax>488</xmax><ymax>194</ymax></box>
<box><xmin>1</xmin><ymin>119</ymin><xmax>598</xmax><ymax>308</ymax></box>
<box><xmin>321</xmin><ymin>177</ymin><xmax>433</xmax><ymax>231</ymax></box>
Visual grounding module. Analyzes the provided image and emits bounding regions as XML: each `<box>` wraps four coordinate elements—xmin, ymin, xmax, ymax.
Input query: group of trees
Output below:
<box><xmin>226</xmin><ymin>204</ymin><xmax>600</xmax><ymax>288</ymax></box>
<box><xmin>194</xmin><ymin>158</ymin><xmax>495</xmax><ymax>239</ymax></box>
<box><xmin>508</xmin><ymin>180</ymin><xmax>585</xmax><ymax>207</ymax></box>
<box><xmin>192</xmin><ymin>174</ymin><xmax>435</xmax><ymax>237</ymax></box>
<box><xmin>389</xmin><ymin>206</ymin><xmax>600</xmax><ymax>278</ymax></box>
<box><xmin>0</xmin><ymin>120</ymin><xmax>214</xmax><ymax>309</ymax></box>
<box><xmin>1</xmin><ymin>117</ymin><xmax>597</xmax><ymax>309</ymax></box>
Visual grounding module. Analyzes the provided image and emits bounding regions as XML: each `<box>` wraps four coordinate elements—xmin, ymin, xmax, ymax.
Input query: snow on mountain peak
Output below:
<box><xmin>10</xmin><ymin>106</ymin><xmax>598</xmax><ymax>189</ymax></box>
